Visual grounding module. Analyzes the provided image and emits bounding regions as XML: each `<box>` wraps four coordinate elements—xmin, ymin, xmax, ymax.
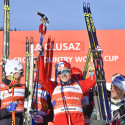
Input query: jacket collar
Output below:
<box><xmin>60</xmin><ymin>79</ymin><xmax>73</xmax><ymax>86</ymax></box>
<box><xmin>111</xmin><ymin>97</ymin><xmax>125</xmax><ymax>105</ymax></box>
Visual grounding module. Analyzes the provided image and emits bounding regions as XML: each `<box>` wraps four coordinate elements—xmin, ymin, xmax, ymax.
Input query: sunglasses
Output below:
<box><xmin>18</xmin><ymin>70</ymin><xmax>24</xmax><ymax>76</ymax></box>
<box><xmin>58</xmin><ymin>70</ymin><xmax>71</xmax><ymax>75</ymax></box>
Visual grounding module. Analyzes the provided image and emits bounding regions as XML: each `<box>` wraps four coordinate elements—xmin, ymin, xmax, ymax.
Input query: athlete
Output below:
<box><xmin>0</xmin><ymin>59</ymin><xmax>24</xmax><ymax>125</ymax></box>
<box><xmin>36</xmin><ymin>44</ymin><xmax>96</xmax><ymax>125</ymax></box>
<box><xmin>90</xmin><ymin>73</ymin><xmax>125</xmax><ymax>125</ymax></box>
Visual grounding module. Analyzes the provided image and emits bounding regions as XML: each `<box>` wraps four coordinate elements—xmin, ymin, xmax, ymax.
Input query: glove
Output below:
<box><xmin>33</xmin><ymin>114</ymin><xmax>43</xmax><ymax>123</ymax></box>
<box><xmin>6</xmin><ymin>101</ymin><xmax>19</xmax><ymax>112</ymax></box>
<box><xmin>96</xmin><ymin>45</ymin><xmax>103</xmax><ymax>53</ymax></box>
<box><xmin>89</xmin><ymin>68</ymin><xmax>94</xmax><ymax>77</ymax></box>
<box><xmin>35</xmin><ymin>44</ymin><xmax>45</xmax><ymax>56</ymax></box>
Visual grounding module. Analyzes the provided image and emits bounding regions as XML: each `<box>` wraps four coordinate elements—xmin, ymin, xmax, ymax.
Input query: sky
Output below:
<box><xmin>0</xmin><ymin>0</ymin><xmax>125</xmax><ymax>31</ymax></box>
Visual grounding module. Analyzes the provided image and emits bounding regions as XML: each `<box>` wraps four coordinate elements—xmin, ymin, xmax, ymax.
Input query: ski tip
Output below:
<box><xmin>48</xmin><ymin>35</ymin><xmax>51</xmax><ymax>39</ymax></box>
<box><xmin>83</xmin><ymin>2</ymin><xmax>86</xmax><ymax>8</ymax></box>
<box><xmin>52</xmin><ymin>38</ymin><xmax>55</xmax><ymax>42</ymax></box>
<box><xmin>30</xmin><ymin>37</ymin><xmax>34</xmax><ymax>43</ymax></box>
<box><xmin>26</xmin><ymin>37</ymin><xmax>29</xmax><ymax>42</ymax></box>
<box><xmin>87</xmin><ymin>3</ymin><xmax>90</xmax><ymax>8</ymax></box>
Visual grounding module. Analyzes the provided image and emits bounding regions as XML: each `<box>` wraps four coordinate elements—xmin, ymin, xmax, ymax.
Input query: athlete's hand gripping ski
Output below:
<box><xmin>33</xmin><ymin>114</ymin><xmax>43</xmax><ymax>123</ymax></box>
<box><xmin>6</xmin><ymin>101</ymin><xmax>19</xmax><ymax>112</ymax></box>
<box><xmin>89</xmin><ymin>68</ymin><xmax>94</xmax><ymax>77</ymax></box>
<box><xmin>96</xmin><ymin>45</ymin><xmax>103</xmax><ymax>53</ymax></box>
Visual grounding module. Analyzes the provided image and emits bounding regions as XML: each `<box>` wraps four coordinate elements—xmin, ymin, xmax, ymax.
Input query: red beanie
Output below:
<box><xmin>57</xmin><ymin>61</ymin><xmax>71</xmax><ymax>70</ymax></box>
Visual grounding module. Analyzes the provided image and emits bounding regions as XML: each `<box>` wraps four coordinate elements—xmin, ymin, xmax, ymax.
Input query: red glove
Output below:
<box><xmin>39</xmin><ymin>24</ymin><xmax>47</xmax><ymax>34</ymax></box>
<box><xmin>33</xmin><ymin>114</ymin><xmax>43</xmax><ymax>123</ymax></box>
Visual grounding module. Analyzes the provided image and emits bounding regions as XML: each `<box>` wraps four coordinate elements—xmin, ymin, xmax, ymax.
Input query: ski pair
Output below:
<box><xmin>2</xmin><ymin>0</ymin><xmax>10</xmax><ymax>81</ymax></box>
<box><xmin>23</xmin><ymin>37</ymin><xmax>34</xmax><ymax>125</ymax></box>
<box><xmin>83</xmin><ymin>2</ymin><xmax>111</xmax><ymax>122</ymax></box>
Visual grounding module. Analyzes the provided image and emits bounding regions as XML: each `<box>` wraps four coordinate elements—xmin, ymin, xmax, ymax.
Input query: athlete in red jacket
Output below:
<box><xmin>0</xmin><ymin>59</ymin><xmax>24</xmax><ymax>125</ymax></box>
<box><xmin>36</xmin><ymin>45</ymin><xmax>96</xmax><ymax>125</ymax></box>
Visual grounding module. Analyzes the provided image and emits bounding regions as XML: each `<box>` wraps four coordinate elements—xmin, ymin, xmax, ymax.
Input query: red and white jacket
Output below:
<box><xmin>0</xmin><ymin>82</ymin><xmax>25</xmax><ymax>112</ymax></box>
<box><xmin>38</xmin><ymin>55</ymin><xmax>96</xmax><ymax>125</ymax></box>
<box><xmin>52</xmin><ymin>82</ymin><xmax>83</xmax><ymax>116</ymax></box>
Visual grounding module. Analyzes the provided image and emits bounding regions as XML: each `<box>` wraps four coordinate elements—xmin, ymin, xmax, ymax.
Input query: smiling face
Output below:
<box><xmin>58</xmin><ymin>66</ymin><xmax>72</xmax><ymax>83</ymax></box>
<box><xmin>111</xmin><ymin>84</ymin><xmax>124</xmax><ymax>101</ymax></box>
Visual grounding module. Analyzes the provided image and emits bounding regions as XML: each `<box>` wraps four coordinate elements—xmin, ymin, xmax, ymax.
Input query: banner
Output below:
<box><xmin>0</xmin><ymin>30</ymin><xmax>125</xmax><ymax>84</ymax></box>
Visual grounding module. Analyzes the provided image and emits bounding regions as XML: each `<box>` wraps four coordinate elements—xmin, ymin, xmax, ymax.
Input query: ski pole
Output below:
<box><xmin>36</xmin><ymin>13</ymin><xmax>49</xmax><ymax>103</ymax></box>
<box><xmin>33</xmin><ymin>12</ymin><xmax>45</xmax><ymax>114</ymax></box>
<box><xmin>35</xmin><ymin>12</ymin><xmax>49</xmax><ymax>125</ymax></box>
<box><xmin>36</xmin><ymin>12</ymin><xmax>45</xmax><ymax>45</ymax></box>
